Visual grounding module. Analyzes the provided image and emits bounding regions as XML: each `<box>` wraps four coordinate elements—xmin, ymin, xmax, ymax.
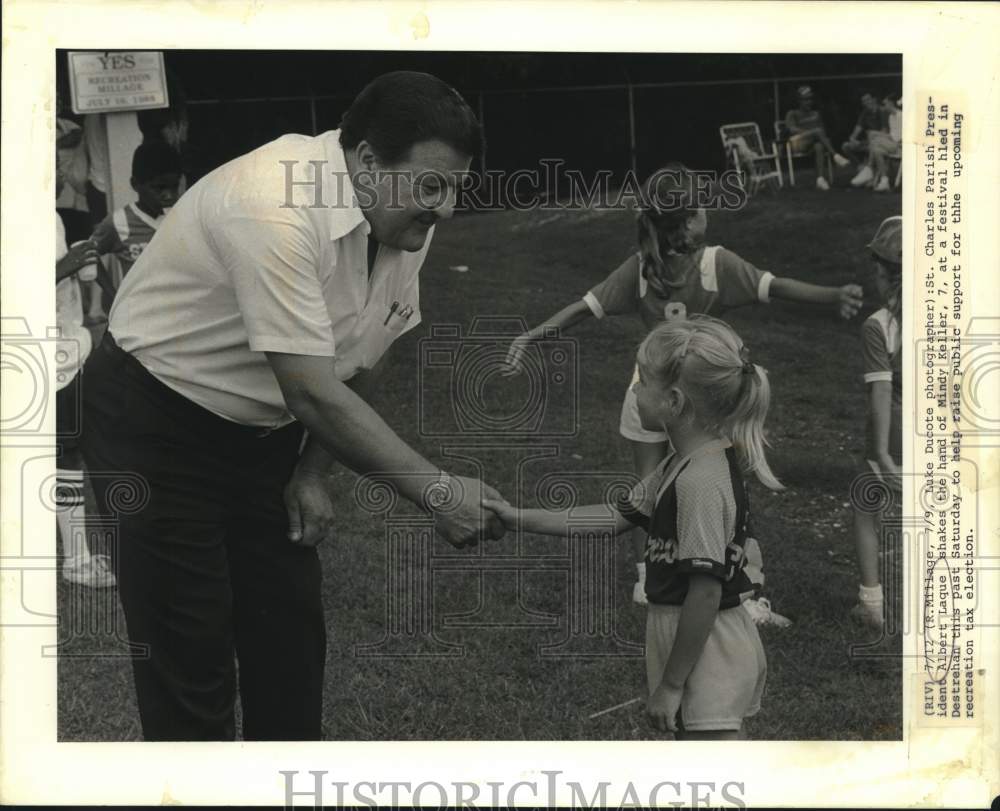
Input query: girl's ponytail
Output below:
<box><xmin>727</xmin><ymin>360</ymin><xmax>783</xmax><ymax>491</ymax></box>
<box><xmin>640</xmin><ymin>316</ymin><xmax>783</xmax><ymax>491</ymax></box>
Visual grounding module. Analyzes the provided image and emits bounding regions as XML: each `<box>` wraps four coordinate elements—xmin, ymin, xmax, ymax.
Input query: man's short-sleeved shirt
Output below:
<box><xmin>856</xmin><ymin>107</ymin><xmax>887</xmax><ymax>136</ymax></box>
<box><xmin>616</xmin><ymin>440</ymin><xmax>762</xmax><ymax>609</ymax></box>
<box><xmin>92</xmin><ymin>203</ymin><xmax>165</xmax><ymax>280</ymax></box>
<box><xmin>583</xmin><ymin>246</ymin><xmax>774</xmax><ymax>329</ymax></box>
<box><xmin>785</xmin><ymin>108</ymin><xmax>824</xmax><ymax>133</ymax></box>
<box><xmin>109</xmin><ymin>130</ymin><xmax>431</xmax><ymax>428</ymax></box>
<box><xmin>862</xmin><ymin>308</ymin><xmax>902</xmax><ymax>459</ymax></box>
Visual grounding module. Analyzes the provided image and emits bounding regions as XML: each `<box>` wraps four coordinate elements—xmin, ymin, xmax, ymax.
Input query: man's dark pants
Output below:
<box><xmin>80</xmin><ymin>333</ymin><xmax>326</xmax><ymax>741</ymax></box>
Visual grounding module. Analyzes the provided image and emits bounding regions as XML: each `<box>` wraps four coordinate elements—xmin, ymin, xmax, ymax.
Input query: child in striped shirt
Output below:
<box><xmin>91</xmin><ymin>141</ymin><xmax>182</xmax><ymax>288</ymax></box>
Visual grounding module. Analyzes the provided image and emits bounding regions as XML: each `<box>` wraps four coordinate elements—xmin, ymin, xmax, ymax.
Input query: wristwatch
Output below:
<box><xmin>424</xmin><ymin>471</ymin><xmax>454</xmax><ymax>511</ymax></box>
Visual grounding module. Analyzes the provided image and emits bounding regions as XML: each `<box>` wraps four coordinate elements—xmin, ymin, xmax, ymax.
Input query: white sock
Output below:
<box><xmin>858</xmin><ymin>583</ymin><xmax>883</xmax><ymax>604</ymax></box>
<box><xmin>56</xmin><ymin>469</ymin><xmax>89</xmax><ymax>563</ymax></box>
<box><xmin>636</xmin><ymin>562</ymin><xmax>646</xmax><ymax>582</ymax></box>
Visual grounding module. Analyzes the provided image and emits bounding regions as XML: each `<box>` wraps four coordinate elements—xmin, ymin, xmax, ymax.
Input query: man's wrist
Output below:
<box><xmin>422</xmin><ymin>470</ymin><xmax>456</xmax><ymax>512</ymax></box>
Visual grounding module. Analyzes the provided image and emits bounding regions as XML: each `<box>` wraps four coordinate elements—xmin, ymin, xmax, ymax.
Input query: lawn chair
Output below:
<box><xmin>882</xmin><ymin>147</ymin><xmax>903</xmax><ymax>189</ymax></box>
<box><xmin>719</xmin><ymin>122</ymin><xmax>783</xmax><ymax>197</ymax></box>
<box><xmin>774</xmin><ymin>119</ymin><xmax>833</xmax><ymax>187</ymax></box>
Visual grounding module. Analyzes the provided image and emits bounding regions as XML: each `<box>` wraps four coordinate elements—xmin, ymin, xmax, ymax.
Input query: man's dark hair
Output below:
<box><xmin>339</xmin><ymin>71</ymin><xmax>483</xmax><ymax>164</ymax></box>
<box><xmin>132</xmin><ymin>141</ymin><xmax>182</xmax><ymax>182</ymax></box>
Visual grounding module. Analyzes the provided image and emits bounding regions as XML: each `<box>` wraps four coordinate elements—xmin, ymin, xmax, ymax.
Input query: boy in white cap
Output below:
<box><xmin>851</xmin><ymin>215</ymin><xmax>902</xmax><ymax>626</ymax></box>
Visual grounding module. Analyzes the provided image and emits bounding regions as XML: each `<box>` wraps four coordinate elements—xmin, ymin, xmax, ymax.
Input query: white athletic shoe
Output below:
<box><xmin>743</xmin><ymin>597</ymin><xmax>792</xmax><ymax>627</ymax></box>
<box><xmin>850</xmin><ymin>166</ymin><xmax>874</xmax><ymax>187</ymax></box>
<box><xmin>833</xmin><ymin>153</ymin><xmax>851</xmax><ymax>168</ymax></box>
<box><xmin>816</xmin><ymin>176</ymin><xmax>830</xmax><ymax>191</ymax></box>
<box><xmin>62</xmin><ymin>554</ymin><xmax>117</xmax><ymax>588</ymax></box>
<box><xmin>632</xmin><ymin>580</ymin><xmax>648</xmax><ymax>605</ymax></box>
<box><xmin>874</xmin><ymin>176</ymin><xmax>891</xmax><ymax>193</ymax></box>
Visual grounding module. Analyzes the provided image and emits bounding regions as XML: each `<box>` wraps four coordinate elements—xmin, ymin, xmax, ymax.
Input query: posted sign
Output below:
<box><xmin>68</xmin><ymin>51</ymin><xmax>169</xmax><ymax>114</ymax></box>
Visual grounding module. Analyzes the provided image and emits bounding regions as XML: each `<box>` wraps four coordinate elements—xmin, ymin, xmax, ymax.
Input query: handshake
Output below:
<box><xmin>429</xmin><ymin>474</ymin><xmax>513</xmax><ymax>549</ymax></box>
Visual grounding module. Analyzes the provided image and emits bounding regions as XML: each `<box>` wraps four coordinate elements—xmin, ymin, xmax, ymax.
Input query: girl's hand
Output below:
<box><xmin>837</xmin><ymin>284</ymin><xmax>864</xmax><ymax>319</ymax></box>
<box><xmin>647</xmin><ymin>681</ymin><xmax>683</xmax><ymax>733</ymax></box>
<box><xmin>481</xmin><ymin>497</ymin><xmax>518</xmax><ymax>529</ymax></box>
<box><xmin>502</xmin><ymin>333</ymin><xmax>533</xmax><ymax>376</ymax></box>
<box><xmin>56</xmin><ymin>240</ymin><xmax>98</xmax><ymax>280</ymax></box>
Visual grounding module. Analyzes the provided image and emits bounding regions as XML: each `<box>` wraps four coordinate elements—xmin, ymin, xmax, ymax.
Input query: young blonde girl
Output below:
<box><xmin>488</xmin><ymin>316</ymin><xmax>782</xmax><ymax>739</ymax></box>
<box><xmin>505</xmin><ymin>164</ymin><xmax>863</xmax><ymax>605</ymax></box>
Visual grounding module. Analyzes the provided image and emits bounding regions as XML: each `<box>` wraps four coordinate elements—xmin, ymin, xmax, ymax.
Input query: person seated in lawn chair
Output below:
<box><xmin>783</xmin><ymin>85</ymin><xmax>851</xmax><ymax>191</ymax></box>
<box><xmin>844</xmin><ymin>90</ymin><xmax>890</xmax><ymax>186</ymax></box>
<box><xmin>853</xmin><ymin>92</ymin><xmax>902</xmax><ymax>193</ymax></box>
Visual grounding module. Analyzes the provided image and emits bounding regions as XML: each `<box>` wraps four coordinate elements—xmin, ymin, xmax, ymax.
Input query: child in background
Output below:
<box><xmin>487</xmin><ymin>317</ymin><xmax>780</xmax><ymax>739</ymax></box>
<box><xmin>56</xmin><ymin>167</ymin><xmax>116</xmax><ymax>588</ymax></box>
<box><xmin>505</xmin><ymin>164</ymin><xmax>863</xmax><ymax>609</ymax></box>
<box><xmin>851</xmin><ymin>216</ymin><xmax>902</xmax><ymax>627</ymax></box>
<box><xmin>91</xmin><ymin>141</ymin><xmax>182</xmax><ymax>288</ymax></box>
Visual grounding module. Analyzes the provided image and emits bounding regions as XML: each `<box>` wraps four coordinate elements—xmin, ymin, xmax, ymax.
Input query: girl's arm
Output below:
<box><xmin>868</xmin><ymin>380</ymin><xmax>901</xmax><ymax>486</ymax></box>
<box><xmin>482</xmin><ymin>500</ymin><xmax>633</xmax><ymax>537</ymax></box>
<box><xmin>647</xmin><ymin>574</ymin><xmax>722</xmax><ymax>732</ymax></box>
<box><xmin>504</xmin><ymin>299</ymin><xmax>593</xmax><ymax>373</ymax></box>
<box><xmin>770</xmin><ymin>276</ymin><xmax>864</xmax><ymax>319</ymax></box>
<box><xmin>56</xmin><ymin>240</ymin><xmax>99</xmax><ymax>283</ymax></box>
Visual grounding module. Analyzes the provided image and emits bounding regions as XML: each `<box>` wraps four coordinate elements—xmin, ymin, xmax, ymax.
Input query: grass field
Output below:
<box><xmin>58</xmin><ymin>183</ymin><xmax>903</xmax><ymax>741</ymax></box>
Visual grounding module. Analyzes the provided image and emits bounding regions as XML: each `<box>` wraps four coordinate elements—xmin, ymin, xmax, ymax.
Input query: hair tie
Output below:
<box><xmin>742</xmin><ymin>360</ymin><xmax>754</xmax><ymax>376</ymax></box>
<box><xmin>739</xmin><ymin>345</ymin><xmax>753</xmax><ymax>375</ymax></box>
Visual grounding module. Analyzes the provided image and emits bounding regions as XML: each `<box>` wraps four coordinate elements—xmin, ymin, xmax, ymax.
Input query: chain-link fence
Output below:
<box><xmin>184</xmin><ymin>71</ymin><xmax>902</xmax><ymax>192</ymax></box>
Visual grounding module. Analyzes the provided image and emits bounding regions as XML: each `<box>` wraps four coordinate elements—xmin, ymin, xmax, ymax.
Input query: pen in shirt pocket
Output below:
<box><xmin>384</xmin><ymin>301</ymin><xmax>414</xmax><ymax>326</ymax></box>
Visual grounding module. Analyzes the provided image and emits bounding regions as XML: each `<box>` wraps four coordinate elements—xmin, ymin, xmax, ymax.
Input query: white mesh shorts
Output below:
<box><xmin>645</xmin><ymin>602</ymin><xmax>767</xmax><ymax>731</ymax></box>
<box><xmin>620</xmin><ymin>365</ymin><xmax>669</xmax><ymax>443</ymax></box>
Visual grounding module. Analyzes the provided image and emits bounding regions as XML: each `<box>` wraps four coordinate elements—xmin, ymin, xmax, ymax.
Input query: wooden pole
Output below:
<box><xmin>104</xmin><ymin>112</ymin><xmax>142</xmax><ymax>212</ymax></box>
<box><xmin>627</xmin><ymin>82</ymin><xmax>637</xmax><ymax>177</ymax></box>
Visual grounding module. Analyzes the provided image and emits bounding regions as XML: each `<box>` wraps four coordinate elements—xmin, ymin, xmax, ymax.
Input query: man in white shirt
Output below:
<box><xmin>80</xmin><ymin>71</ymin><xmax>503</xmax><ymax>741</ymax></box>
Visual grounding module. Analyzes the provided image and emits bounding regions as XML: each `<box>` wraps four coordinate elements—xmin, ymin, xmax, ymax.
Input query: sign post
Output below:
<box><xmin>67</xmin><ymin>51</ymin><xmax>170</xmax><ymax>214</ymax></box>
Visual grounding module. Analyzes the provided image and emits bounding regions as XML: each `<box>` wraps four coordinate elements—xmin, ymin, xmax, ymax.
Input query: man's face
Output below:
<box><xmin>799</xmin><ymin>95</ymin><xmax>814</xmax><ymax>111</ymax></box>
<box><xmin>361</xmin><ymin>139</ymin><xmax>471</xmax><ymax>252</ymax></box>
<box><xmin>862</xmin><ymin>94</ymin><xmax>878</xmax><ymax>113</ymax></box>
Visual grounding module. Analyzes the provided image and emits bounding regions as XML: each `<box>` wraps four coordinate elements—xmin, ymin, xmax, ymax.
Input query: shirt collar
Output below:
<box><xmin>322</xmin><ymin>129</ymin><xmax>370</xmax><ymax>239</ymax></box>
